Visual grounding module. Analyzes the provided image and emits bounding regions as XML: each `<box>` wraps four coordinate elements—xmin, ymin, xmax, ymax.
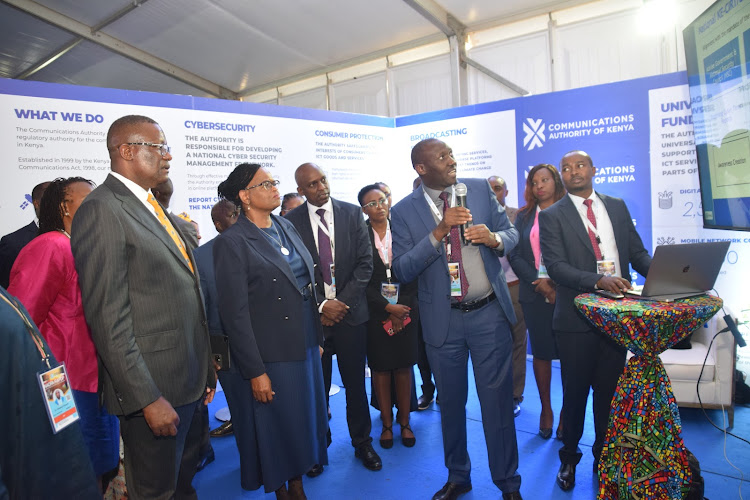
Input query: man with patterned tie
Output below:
<box><xmin>285</xmin><ymin>163</ymin><xmax>379</xmax><ymax>473</ymax></box>
<box><xmin>71</xmin><ymin>115</ymin><xmax>215</xmax><ymax>500</ymax></box>
<box><xmin>539</xmin><ymin>150</ymin><xmax>651</xmax><ymax>492</ymax></box>
<box><xmin>391</xmin><ymin>139</ymin><xmax>522</xmax><ymax>500</ymax></box>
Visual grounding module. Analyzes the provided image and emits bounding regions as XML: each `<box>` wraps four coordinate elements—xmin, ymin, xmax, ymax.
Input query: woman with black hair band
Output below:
<box><xmin>509</xmin><ymin>164</ymin><xmax>567</xmax><ymax>441</ymax></box>
<box><xmin>9</xmin><ymin>177</ymin><xmax>120</xmax><ymax>493</ymax></box>
<box><xmin>213</xmin><ymin>163</ymin><xmax>328</xmax><ymax>500</ymax></box>
<box><xmin>358</xmin><ymin>184</ymin><xmax>419</xmax><ymax>449</ymax></box>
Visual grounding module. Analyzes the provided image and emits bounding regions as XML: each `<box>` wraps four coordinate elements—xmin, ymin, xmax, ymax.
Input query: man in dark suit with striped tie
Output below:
<box><xmin>71</xmin><ymin>115</ymin><xmax>215</xmax><ymax>500</ymax></box>
<box><xmin>539</xmin><ymin>150</ymin><xmax>651</xmax><ymax>492</ymax></box>
<box><xmin>285</xmin><ymin>163</ymin><xmax>380</xmax><ymax>473</ymax></box>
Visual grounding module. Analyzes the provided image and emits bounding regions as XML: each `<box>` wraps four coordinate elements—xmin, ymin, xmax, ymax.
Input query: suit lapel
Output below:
<box><xmin>105</xmin><ymin>175</ymin><xmax>193</xmax><ymax>274</ymax></box>
<box><xmin>237</xmin><ymin>216</ymin><xmax>300</xmax><ymax>290</ymax></box>
<box><xmin>331</xmin><ymin>199</ymin><xmax>346</xmax><ymax>269</ymax></box>
<box><xmin>413</xmin><ymin>186</ymin><xmax>439</xmax><ymax>234</ymax></box>
<box><xmin>599</xmin><ymin>194</ymin><xmax>625</xmax><ymax>258</ymax></box>
<box><xmin>559</xmin><ymin>195</ymin><xmax>596</xmax><ymax>258</ymax></box>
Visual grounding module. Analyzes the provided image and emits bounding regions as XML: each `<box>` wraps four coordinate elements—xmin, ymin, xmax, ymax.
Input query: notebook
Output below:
<box><xmin>624</xmin><ymin>241</ymin><xmax>729</xmax><ymax>302</ymax></box>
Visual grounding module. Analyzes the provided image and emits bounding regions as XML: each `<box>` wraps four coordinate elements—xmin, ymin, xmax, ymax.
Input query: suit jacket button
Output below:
<box><xmin>284</xmin><ymin>316</ymin><xmax>289</xmax><ymax>320</ymax></box>
<box><xmin>272</xmin><ymin>278</ymin><xmax>277</xmax><ymax>282</ymax></box>
<box><xmin>278</xmin><ymin>297</ymin><xmax>282</xmax><ymax>301</ymax></box>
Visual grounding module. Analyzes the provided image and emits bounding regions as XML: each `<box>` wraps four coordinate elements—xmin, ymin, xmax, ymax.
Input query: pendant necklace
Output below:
<box><xmin>259</xmin><ymin>221</ymin><xmax>290</xmax><ymax>255</ymax></box>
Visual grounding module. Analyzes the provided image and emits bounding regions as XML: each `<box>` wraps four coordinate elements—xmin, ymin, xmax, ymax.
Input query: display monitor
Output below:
<box><xmin>683</xmin><ymin>0</ymin><xmax>750</xmax><ymax>231</ymax></box>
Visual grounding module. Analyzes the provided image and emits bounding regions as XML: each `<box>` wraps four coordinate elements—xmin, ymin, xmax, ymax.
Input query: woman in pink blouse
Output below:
<box><xmin>9</xmin><ymin>177</ymin><xmax>119</xmax><ymax>492</ymax></box>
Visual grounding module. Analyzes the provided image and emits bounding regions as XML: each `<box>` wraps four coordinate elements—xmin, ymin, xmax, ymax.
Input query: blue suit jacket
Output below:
<box><xmin>213</xmin><ymin>214</ymin><xmax>324</xmax><ymax>380</ymax></box>
<box><xmin>539</xmin><ymin>193</ymin><xmax>651</xmax><ymax>332</ymax></box>
<box><xmin>391</xmin><ymin>178</ymin><xmax>519</xmax><ymax>347</ymax></box>
<box><xmin>193</xmin><ymin>239</ymin><xmax>222</xmax><ymax>335</ymax></box>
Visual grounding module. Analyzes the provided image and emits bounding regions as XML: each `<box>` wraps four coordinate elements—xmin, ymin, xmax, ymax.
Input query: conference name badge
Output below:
<box><xmin>381</xmin><ymin>282</ymin><xmax>400</xmax><ymax>305</ymax></box>
<box><xmin>597</xmin><ymin>260</ymin><xmax>617</xmax><ymax>277</ymax></box>
<box><xmin>330</xmin><ymin>263</ymin><xmax>336</xmax><ymax>295</ymax></box>
<box><xmin>38</xmin><ymin>363</ymin><xmax>80</xmax><ymax>434</ymax></box>
<box><xmin>449</xmin><ymin>262</ymin><xmax>462</xmax><ymax>297</ymax></box>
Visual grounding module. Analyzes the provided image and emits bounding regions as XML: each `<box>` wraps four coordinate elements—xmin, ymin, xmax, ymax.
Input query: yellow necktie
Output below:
<box><xmin>147</xmin><ymin>193</ymin><xmax>194</xmax><ymax>273</ymax></box>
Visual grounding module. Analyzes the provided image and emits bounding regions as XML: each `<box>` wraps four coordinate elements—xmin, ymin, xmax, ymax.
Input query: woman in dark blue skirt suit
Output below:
<box><xmin>214</xmin><ymin>163</ymin><xmax>328</xmax><ymax>499</ymax></box>
<box><xmin>509</xmin><ymin>163</ymin><xmax>566</xmax><ymax>441</ymax></box>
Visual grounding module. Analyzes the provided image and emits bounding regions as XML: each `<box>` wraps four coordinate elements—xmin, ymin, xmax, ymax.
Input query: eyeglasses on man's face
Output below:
<box><xmin>363</xmin><ymin>198</ymin><xmax>388</xmax><ymax>209</ymax></box>
<box><xmin>244</xmin><ymin>179</ymin><xmax>280</xmax><ymax>191</ymax></box>
<box><xmin>124</xmin><ymin>142</ymin><xmax>171</xmax><ymax>158</ymax></box>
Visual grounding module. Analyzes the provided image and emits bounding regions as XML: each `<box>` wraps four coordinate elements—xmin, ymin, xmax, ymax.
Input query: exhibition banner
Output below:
<box><xmin>1</xmin><ymin>73</ymin><xmax>749</xmax><ymax>335</ymax></box>
<box><xmin>0</xmin><ymin>78</ymin><xmax>395</xmax><ymax>244</ymax></box>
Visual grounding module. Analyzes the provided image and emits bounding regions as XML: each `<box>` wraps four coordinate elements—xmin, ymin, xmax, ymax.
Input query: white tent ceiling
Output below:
<box><xmin>0</xmin><ymin>0</ymin><xmax>592</xmax><ymax>100</ymax></box>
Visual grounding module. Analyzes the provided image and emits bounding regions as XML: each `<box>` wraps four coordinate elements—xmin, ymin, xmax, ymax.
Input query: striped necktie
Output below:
<box><xmin>583</xmin><ymin>199</ymin><xmax>603</xmax><ymax>260</ymax></box>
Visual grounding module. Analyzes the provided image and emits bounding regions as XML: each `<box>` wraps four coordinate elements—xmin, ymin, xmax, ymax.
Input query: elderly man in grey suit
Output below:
<box><xmin>71</xmin><ymin>115</ymin><xmax>215</xmax><ymax>500</ymax></box>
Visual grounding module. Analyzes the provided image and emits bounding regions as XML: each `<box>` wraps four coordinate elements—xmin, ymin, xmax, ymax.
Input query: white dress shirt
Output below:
<box><xmin>110</xmin><ymin>171</ymin><xmax>159</xmax><ymax>220</ymax></box>
<box><xmin>567</xmin><ymin>191</ymin><xmax>622</xmax><ymax>277</ymax></box>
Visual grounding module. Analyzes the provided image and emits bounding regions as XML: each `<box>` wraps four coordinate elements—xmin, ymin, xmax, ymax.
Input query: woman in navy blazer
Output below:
<box><xmin>213</xmin><ymin>163</ymin><xmax>328</xmax><ymax>499</ymax></box>
<box><xmin>509</xmin><ymin>164</ymin><xmax>566</xmax><ymax>440</ymax></box>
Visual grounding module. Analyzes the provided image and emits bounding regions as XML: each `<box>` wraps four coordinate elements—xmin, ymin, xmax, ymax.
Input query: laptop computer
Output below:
<box><xmin>624</xmin><ymin>241</ymin><xmax>729</xmax><ymax>302</ymax></box>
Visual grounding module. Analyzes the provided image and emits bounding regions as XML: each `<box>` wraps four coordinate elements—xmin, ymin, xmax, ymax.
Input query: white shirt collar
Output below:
<box><xmin>307</xmin><ymin>198</ymin><xmax>333</xmax><ymax>217</ymax></box>
<box><xmin>567</xmin><ymin>190</ymin><xmax>598</xmax><ymax>206</ymax></box>
<box><xmin>110</xmin><ymin>171</ymin><xmax>150</xmax><ymax>203</ymax></box>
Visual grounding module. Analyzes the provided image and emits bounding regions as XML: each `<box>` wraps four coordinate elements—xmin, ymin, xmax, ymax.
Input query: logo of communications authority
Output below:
<box><xmin>523</xmin><ymin>118</ymin><xmax>546</xmax><ymax>151</ymax></box>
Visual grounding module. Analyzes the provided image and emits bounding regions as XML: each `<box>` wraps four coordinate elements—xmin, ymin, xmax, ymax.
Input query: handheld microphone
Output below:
<box><xmin>722</xmin><ymin>314</ymin><xmax>746</xmax><ymax>347</ymax></box>
<box><xmin>454</xmin><ymin>183</ymin><xmax>471</xmax><ymax>245</ymax></box>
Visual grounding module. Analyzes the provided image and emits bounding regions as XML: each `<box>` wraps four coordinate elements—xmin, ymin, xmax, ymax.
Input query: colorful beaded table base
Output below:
<box><xmin>574</xmin><ymin>294</ymin><xmax>722</xmax><ymax>500</ymax></box>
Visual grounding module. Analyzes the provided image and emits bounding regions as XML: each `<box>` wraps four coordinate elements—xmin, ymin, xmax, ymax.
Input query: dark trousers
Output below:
<box><xmin>556</xmin><ymin>329</ymin><xmax>626</xmax><ymax>465</ymax></box>
<box><xmin>119</xmin><ymin>398</ymin><xmax>202</xmax><ymax>500</ymax></box>
<box><xmin>197</xmin><ymin>403</ymin><xmax>213</xmax><ymax>459</ymax></box>
<box><xmin>322</xmin><ymin>321</ymin><xmax>372</xmax><ymax>448</ymax></box>
<box><xmin>426</xmin><ymin>300</ymin><xmax>521</xmax><ymax>494</ymax></box>
<box><xmin>416</xmin><ymin>319</ymin><xmax>435</xmax><ymax>397</ymax></box>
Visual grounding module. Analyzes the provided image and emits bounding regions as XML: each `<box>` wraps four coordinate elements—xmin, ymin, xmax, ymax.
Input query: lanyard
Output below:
<box><xmin>422</xmin><ymin>188</ymin><xmax>456</xmax><ymax>221</ymax></box>
<box><xmin>0</xmin><ymin>292</ymin><xmax>51</xmax><ymax>368</ymax></box>
<box><xmin>423</xmin><ymin>188</ymin><xmax>457</xmax><ymax>259</ymax></box>
<box><xmin>379</xmin><ymin>222</ymin><xmax>392</xmax><ymax>281</ymax></box>
<box><xmin>314</xmin><ymin>210</ymin><xmax>336</xmax><ymax>259</ymax></box>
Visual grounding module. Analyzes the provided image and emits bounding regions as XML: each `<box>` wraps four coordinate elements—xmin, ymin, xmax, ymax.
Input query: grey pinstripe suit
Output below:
<box><xmin>71</xmin><ymin>173</ymin><xmax>213</xmax><ymax>499</ymax></box>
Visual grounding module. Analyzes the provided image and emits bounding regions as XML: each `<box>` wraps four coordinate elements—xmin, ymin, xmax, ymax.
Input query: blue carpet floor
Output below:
<box><xmin>194</xmin><ymin>358</ymin><xmax>749</xmax><ymax>499</ymax></box>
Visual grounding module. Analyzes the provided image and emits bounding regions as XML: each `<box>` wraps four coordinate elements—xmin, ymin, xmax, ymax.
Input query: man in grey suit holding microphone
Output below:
<box><xmin>72</xmin><ymin>115</ymin><xmax>215</xmax><ymax>500</ymax></box>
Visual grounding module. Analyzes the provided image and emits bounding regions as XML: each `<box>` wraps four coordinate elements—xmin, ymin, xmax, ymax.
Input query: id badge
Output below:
<box><xmin>38</xmin><ymin>363</ymin><xmax>80</xmax><ymax>434</ymax></box>
<box><xmin>537</xmin><ymin>255</ymin><xmax>549</xmax><ymax>279</ymax></box>
<box><xmin>597</xmin><ymin>260</ymin><xmax>617</xmax><ymax>277</ymax></box>
<box><xmin>381</xmin><ymin>282</ymin><xmax>400</xmax><ymax>305</ymax></box>
<box><xmin>449</xmin><ymin>262</ymin><xmax>462</xmax><ymax>297</ymax></box>
<box><xmin>330</xmin><ymin>263</ymin><xmax>336</xmax><ymax>295</ymax></box>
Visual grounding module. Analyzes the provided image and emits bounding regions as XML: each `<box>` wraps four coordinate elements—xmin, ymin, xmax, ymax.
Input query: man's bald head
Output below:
<box><xmin>31</xmin><ymin>181</ymin><xmax>51</xmax><ymax>219</ymax></box>
<box><xmin>488</xmin><ymin>175</ymin><xmax>508</xmax><ymax>206</ymax></box>
<box><xmin>211</xmin><ymin>199</ymin><xmax>238</xmax><ymax>233</ymax></box>
<box><xmin>411</xmin><ymin>138</ymin><xmax>442</xmax><ymax>168</ymax></box>
<box><xmin>106</xmin><ymin>115</ymin><xmax>158</xmax><ymax>155</ymax></box>
<box><xmin>152</xmin><ymin>178</ymin><xmax>174</xmax><ymax>208</ymax></box>
<box><xmin>295</xmin><ymin>162</ymin><xmax>330</xmax><ymax>207</ymax></box>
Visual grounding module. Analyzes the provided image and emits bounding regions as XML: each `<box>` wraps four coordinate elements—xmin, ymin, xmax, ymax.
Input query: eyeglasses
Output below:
<box><xmin>244</xmin><ymin>179</ymin><xmax>280</xmax><ymax>191</ymax></box>
<box><xmin>362</xmin><ymin>198</ymin><xmax>388</xmax><ymax>209</ymax></box>
<box><xmin>124</xmin><ymin>142</ymin><xmax>171</xmax><ymax>158</ymax></box>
